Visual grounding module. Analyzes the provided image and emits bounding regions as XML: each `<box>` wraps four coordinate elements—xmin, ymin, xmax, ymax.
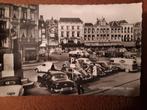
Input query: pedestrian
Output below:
<box><xmin>76</xmin><ymin>75</ymin><xmax>84</xmax><ymax>95</ymax></box>
<box><xmin>92</xmin><ymin>63</ymin><xmax>98</xmax><ymax>80</ymax></box>
<box><xmin>61</xmin><ymin>64</ymin><xmax>66</xmax><ymax>72</ymax></box>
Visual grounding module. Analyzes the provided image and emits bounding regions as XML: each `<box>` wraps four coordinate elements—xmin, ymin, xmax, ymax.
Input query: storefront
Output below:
<box><xmin>21</xmin><ymin>43</ymin><xmax>38</xmax><ymax>63</ymax></box>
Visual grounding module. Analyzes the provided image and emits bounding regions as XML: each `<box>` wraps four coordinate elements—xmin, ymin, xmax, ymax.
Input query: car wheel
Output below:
<box><xmin>35</xmin><ymin>68</ymin><xmax>39</xmax><ymax>73</ymax></box>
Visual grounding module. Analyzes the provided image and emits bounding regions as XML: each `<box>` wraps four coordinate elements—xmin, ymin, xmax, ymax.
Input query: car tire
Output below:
<box><xmin>35</xmin><ymin>68</ymin><xmax>39</xmax><ymax>73</ymax></box>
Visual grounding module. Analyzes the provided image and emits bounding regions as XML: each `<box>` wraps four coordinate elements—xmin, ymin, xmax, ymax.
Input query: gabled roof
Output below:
<box><xmin>59</xmin><ymin>18</ymin><xmax>83</xmax><ymax>23</ymax></box>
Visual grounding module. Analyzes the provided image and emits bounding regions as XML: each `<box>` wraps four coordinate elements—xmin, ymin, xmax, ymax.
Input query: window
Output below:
<box><xmin>128</xmin><ymin>27</ymin><xmax>130</xmax><ymax>33</ymax></box>
<box><xmin>61</xmin><ymin>31</ymin><xmax>64</xmax><ymax>37</ymax></box>
<box><xmin>72</xmin><ymin>31</ymin><xmax>75</xmax><ymax>37</ymax></box>
<box><xmin>66</xmin><ymin>26</ymin><xmax>69</xmax><ymax>30</ymax></box>
<box><xmin>88</xmin><ymin>35</ymin><xmax>90</xmax><ymax>40</ymax></box>
<box><xmin>84</xmin><ymin>28</ymin><xmax>87</xmax><ymax>33</ymax></box>
<box><xmin>124</xmin><ymin>27</ymin><xmax>126</xmax><ymax>33</ymax></box>
<box><xmin>77</xmin><ymin>26</ymin><xmax>80</xmax><ymax>30</ymax></box>
<box><xmin>92</xmin><ymin>35</ymin><xmax>95</xmax><ymax>40</ymax></box>
<box><xmin>72</xmin><ymin>26</ymin><xmax>74</xmax><ymax>30</ymax></box>
<box><xmin>67</xmin><ymin>31</ymin><xmax>69</xmax><ymax>37</ymax></box>
<box><xmin>131</xmin><ymin>27</ymin><xmax>133</xmax><ymax>33</ymax></box>
<box><xmin>88</xmin><ymin>28</ymin><xmax>91</xmax><ymax>33</ymax></box>
<box><xmin>84</xmin><ymin>35</ymin><xmax>87</xmax><ymax>40</ymax></box>
<box><xmin>92</xmin><ymin>28</ymin><xmax>95</xmax><ymax>33</ymax></box>
<box><xmin>0</xmin><ymin>8</ymin><xmax>5</xmax><ymax>18</ymax></box>
<box><xmin>77</xmin><ymin>31</ymin><xmax>80</xmax><ymax>37</ymax></box>
<box><xmin>61</xmin><ymin>26</ymin><xmax>64</xmax><ymax>29</ymax></box>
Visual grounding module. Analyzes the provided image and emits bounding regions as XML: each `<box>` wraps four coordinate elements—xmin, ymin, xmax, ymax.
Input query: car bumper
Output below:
<box><xmin>53</xmin><ymin>87</ymin><xmax>75</xmax><ymax>93</ymax></box>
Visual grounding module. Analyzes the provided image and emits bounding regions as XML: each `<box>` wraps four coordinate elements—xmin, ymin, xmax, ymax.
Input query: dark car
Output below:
<box><xmin>96</xmin><ymin>62</ymin><xmax>113</xmax><ymax>76</ymax></box>
<box><xmin>37</xmin><ymin>71</ymin><xmax>76</xmax><ymax>94</ymax></box>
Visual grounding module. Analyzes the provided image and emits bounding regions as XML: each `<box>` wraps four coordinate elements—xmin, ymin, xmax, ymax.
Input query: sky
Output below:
<box><xmin>39</xmin><ymin>3</ymin><xmax>142</xmax><ymax>24</ymax></box>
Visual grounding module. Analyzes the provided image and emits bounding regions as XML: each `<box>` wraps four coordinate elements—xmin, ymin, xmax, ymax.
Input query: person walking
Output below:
<box><xmin>76</xmin><ymin>75</ymin><xmax>84</xmax><ymax>95</ymax></box>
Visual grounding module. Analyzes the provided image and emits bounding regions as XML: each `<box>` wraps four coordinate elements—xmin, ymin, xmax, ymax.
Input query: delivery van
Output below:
<box><xmin>110</xmin><ymin>58</ymin><xmax>138</xmax><ymax>72</ymax></box>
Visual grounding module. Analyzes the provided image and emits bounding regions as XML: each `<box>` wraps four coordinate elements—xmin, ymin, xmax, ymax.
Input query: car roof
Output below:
<box><xmin>77</xmin><ymin>58</ymin><xmax>89</xmax><ymax>60</ymax></box>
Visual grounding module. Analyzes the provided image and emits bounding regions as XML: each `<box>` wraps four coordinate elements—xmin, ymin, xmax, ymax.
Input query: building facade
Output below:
<box><xmin>0</xmin><ymin>4</ymin><xmax>39</xmax><ymax>63</ymax></box>
<box><xmin>83</xmin><ymin>18</ymin><xmax>136</xmax><ymax>47</ymax></box>
<box><xmin>46</xmin><ymin>17</ymin><xmax>58</xmax><ymax>48</ymax></box>
<box><xmin>58</xmin><ymin>18</ymin><xmax>84</xmax><ymax>47</ymax></box>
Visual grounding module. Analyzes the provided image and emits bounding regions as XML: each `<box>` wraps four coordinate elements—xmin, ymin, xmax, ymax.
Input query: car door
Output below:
<box><xmin>40</xmin><ymin>63</ymin><xmax>47</xmax><ymax>72</ymax></box>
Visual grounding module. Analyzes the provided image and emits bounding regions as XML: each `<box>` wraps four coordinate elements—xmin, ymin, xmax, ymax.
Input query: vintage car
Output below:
<box><xmin>65</xmin><ymin>68</ymin><xmax>93</xmax><ymax>82</ymax></box>
<box><xmin>37</xmin><ymin>71</ymin><xmax>76</xmax><ymax>93</ymax></box>
<box><xmin>96</xmin><ymin>61</ymin><xmax>114</xmax><ymax>75</ymax></box>
<box><xmin>34</xmin><ymin>61</ymin><xmax>61</xmax><ymax>73</ymax></box>
<box><xmin>76</xmin><ymin>58</ymin><xmax>93</xmax><ymax>65</ymax></box>
<box><xmin>0</xmin><ymin>76</ymin><xmax>24</xmax><ymax>96</ymax></box>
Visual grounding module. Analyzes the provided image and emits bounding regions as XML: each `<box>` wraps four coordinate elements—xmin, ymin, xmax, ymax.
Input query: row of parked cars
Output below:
<box><xmin>34</xmin><ymin>56</ymin><xmax>140</xmax><ymax>94</ymax></box>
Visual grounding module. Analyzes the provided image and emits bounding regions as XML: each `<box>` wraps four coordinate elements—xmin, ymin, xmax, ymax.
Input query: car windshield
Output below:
<box><xmin>52</xmin><ymin>74</ymin><xmax>67</xmax><ymax>81</ymax></box>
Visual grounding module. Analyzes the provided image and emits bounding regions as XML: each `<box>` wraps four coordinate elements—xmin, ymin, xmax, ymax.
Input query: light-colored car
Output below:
<box><xmin>34</xmin><ymin>61</ymin><xmax>60</xmax><ymax>73</ymax></box>
<box><xmin>69</xmin><ymin>50</ymin><xmax>84</xmax><ymax>57</ymax></box>
<box><xmin>76</xmin><ymin>58</ymin><xmax>92</xmax><ymax>65</ymax></box>
<box><xmin>0</xmin><ymin>77</ymin><xmax>24</xmax><ymax>96</ymax></box>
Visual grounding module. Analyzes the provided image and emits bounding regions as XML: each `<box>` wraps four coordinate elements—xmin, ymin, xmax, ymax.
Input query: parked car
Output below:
<box><xmin>0</xmin><ymin>76</ymin><xmax>24</xmax><ymax>96</ymax></box>
<box><xmin>96</xmin><ymin>61</ymin><xmax>113</xmax><ymax>75</ymax></box>
<box><xmin>34</xmin><ymin>61</ymin><xmax>60</xmax><ymax>73</ymax></box>
<box><xmin>69</xmin><ymin>50</ymin><xmax>84</xmax><ymax>57</ymax></box>
<box><xmin>37</xmin><ymin>71</ymin><xmax>76</xmax><ymax>93</ymax></box>
<box><xmin>96</xmin><ymin>61</ymin><xmax>120</xmax><ymax>73</ymax></box>
<box><xmin>65</xmin><ymin>68</ymin><xmax>93</xmax><ymax>82</ymax></box>
<box><xmin>76</xmin><ymin>58</ymin><xmax>93</xmax><ymax>65</ymax></box>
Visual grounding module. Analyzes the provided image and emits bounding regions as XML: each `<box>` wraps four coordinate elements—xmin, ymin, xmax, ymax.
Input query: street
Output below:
<box><xmin>23</xmin><ymin>63</ymin><xmax>140</xmax><ymax>96</ymax></box>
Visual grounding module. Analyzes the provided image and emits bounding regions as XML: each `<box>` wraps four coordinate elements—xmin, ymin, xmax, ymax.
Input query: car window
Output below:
<box><xmin>42</xmin><ymin>64</ymin><xmax>46</xmax><ymax>66</ymax></box>
<box><xmin>52</xmin><ymin>74</ymin><xmax>67</xmax><ymax>80</ymax></box>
